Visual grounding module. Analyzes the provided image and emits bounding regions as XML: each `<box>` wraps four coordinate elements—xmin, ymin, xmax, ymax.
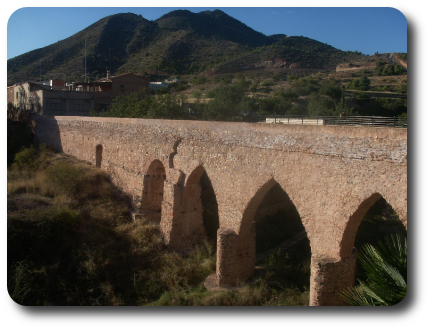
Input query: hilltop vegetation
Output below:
<box><xmin>102</xmin><ymin>54</ymin><xmax>407</xmax><ymax>121</ymax></box>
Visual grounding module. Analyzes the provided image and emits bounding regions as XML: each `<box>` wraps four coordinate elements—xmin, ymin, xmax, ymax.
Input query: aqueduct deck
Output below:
<box><xmin>34</xmin><ymin>115</ymin><xmax>407</xmax><ymax>306</ymax></box>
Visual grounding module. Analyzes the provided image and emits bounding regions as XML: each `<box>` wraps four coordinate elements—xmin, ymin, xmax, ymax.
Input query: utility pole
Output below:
<box><xmin>109</xmin><ymin>48</ymin><xmax>112</xmax><ymax>73</ymax></box>
<box><xmin>85</xmin><ymin>39</ymin><xmax>87</xmax><ymax>83</ymax></box>
<box><xmin>341</xmin><ymin>85</ymin><xmax>345</xmax><ymax>109</ymax></box>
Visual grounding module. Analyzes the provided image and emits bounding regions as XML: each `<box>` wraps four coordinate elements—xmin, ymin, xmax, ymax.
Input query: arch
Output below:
<box><xmin>238</xmin><ymin>178</ymin><xmax>278</xmax><ymax>244</ymax></box>
<box><xmin>180</xmin><ymin>165</ymin><xmax>220</xmax><ymax>247</ymax></box>
<box><xmin>340</xmin><ymin>192</ymin><xmax>406</xmax><ymax>258</ymax></box>
<box><xmin>239</xmin><ymin>177</ymin><xmax>309</xmax><ymax>253</ymax></box>
<box><xmin>141</xmin><ymin>160</ymin><xmax>166</xmax><ymax>217</ymax></box>
<box><xmin>182</xmin><ymin>165</ymin><xmax>206</xmax><ymax>201</ymax></box>
<box><xmin>95</xmin><ymin>144</ymin><xmax>103</xmax><ymax>168</ymax></box>
<box><xmin>329</xmin><ymin>192</ymin><xmax>407</xmax><ymax>305</ymax></box>
<box><xmin>220</xmin><ymin>178</ymin><xmax>310</xmax><ymax>289</ymax></box>
<box><xmin>340</xmin><ymin>193</ymin><xmax>383</xmax><ymax>258</ymax></box>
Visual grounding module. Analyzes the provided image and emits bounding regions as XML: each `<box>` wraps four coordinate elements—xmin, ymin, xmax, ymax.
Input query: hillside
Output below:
<box><xmin>7</xmin><ymin>13</ymin><xmax>154</xmax><ymax>84</ymax></box>
<box><xmin>8</xmin><ymin>10</ymin><xmax>368</xmax><ymax>86</ymax></box>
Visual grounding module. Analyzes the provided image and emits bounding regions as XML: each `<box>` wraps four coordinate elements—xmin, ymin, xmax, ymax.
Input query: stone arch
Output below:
<box><xmin>307</xmin><ymin>194</ymin><xmax>387</xmax><ymax>306</ymax></box>
<box><xmin>238</xmin><ymin>178</ymin><xmax>278</xmax><ymax>242</ymax></box>
<box><xmin>340</xmin><ymin>193</ymin><xmax>406</xmax><ymax>258</ymax></box>
<box><xmin>237</xmin><ymin>178</ymin><xmax>307</xmax><ymax>249</ymax></box>
<box><xmin>95</xmin><ymin>144</ymin><xmax>103</xmax><ymax>168</ymax></box>
<box><xmin>315</xmin><ymin>192</ymin><xmax>408</xmax><ymax>306</ymax></box>
<box><xmin>340</xmin><ymin>192</ymin><xmax>406</xmax><ymax>258</ymax></box>
<box><xmin>141</xmin><ymin>160</ymin><xmax>167</xmax><ymax>221</ymax></box>
<box><xmin>179</xmin><ymin>165</ymin><xmax>220</xmax><ymax>248</ymax></box>
<box><xmin>217</xmin><ymin>178</ymin><xmax>309</xmax><ymax>286</ymax></box>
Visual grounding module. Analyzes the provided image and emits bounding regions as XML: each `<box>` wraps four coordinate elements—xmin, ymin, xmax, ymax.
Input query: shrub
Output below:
<box><xmin>13</xmin><ymin>146</ymin><xmax>38</xmax><ymax>170</ymax></box>
<box><xmin>11</xmin><ymin>144</ymin><xmax>53</xmax><ymax>172</ymax></box>
<box><xmin>7</xmin><ymin>122</ymin><xmax>33</xmax><ymax>166</ymax></box>
<box><xmin>7</xmin><ymin>205</ymin><xmax>82</xmax><ymax>305</ymax></box>
<box><xmin>260</xmin><ymin>79</ymin><xmax>274</xmax><ymax>87</ymax></box>
<box><xmin>191</xmin><ymin>76</ymin><xmax>207</xmax><ymax>85</ymax></box>
<box><xmin>44</xmin><ymin>161</ymin><xmax>87</xmax><ymax>198</ymax></box>
<box><xmin>191</xmin><ymin>91</ymin><xmax>201</xmax><ymax>99</ymax></box>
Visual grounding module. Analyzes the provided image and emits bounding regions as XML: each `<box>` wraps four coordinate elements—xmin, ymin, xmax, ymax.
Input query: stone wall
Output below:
<box><xmin>34</xmin><ymin>115</ymin><xmax>407</xmax><ymax>305</ymax></box>
<box><xmin>336</xmin><ymin>64</ymin><xmax>374</xmax><ymax>72</ymax></box>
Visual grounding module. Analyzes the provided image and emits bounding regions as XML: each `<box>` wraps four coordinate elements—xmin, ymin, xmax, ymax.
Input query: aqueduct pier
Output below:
<box><xmin>34</xmin><ymin>115</ymin><xmax>407</xmax><ymax>306</ymax></box>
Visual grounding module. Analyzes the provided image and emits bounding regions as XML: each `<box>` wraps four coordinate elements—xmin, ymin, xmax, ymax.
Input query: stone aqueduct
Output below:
<box><xmin>34</xmin><ymin>115</ymin><xmax>407</xmax><ymax>306</ymax></box>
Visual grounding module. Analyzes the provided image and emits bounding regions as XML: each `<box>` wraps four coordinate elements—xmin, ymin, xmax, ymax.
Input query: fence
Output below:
<box><xmin>258</xmin><ymin>115</ymin><xmax>407</xmax><ymax>128</ymax></box>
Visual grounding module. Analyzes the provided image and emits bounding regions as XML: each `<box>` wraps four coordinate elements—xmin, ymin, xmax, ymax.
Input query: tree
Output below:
<box><xmin>394</xmin><ymin>64</ymin><xmax>404</xmax><ymax>75</ymax></box>
<box><xmin>146</xmin><ymin>94</ymin><xmax>187</xmax><ymax>120</ymax></box>
<box><xmin>319</xmin><ymin>81</ymin><xmax>342</xmax><ymax>100</ymax></box>
<box><xmin>103</xmin><ymin>88</ymin><xmax>151</xmax><ymax>118</ymax></box>
<box><xmin>359</xmin><ymin>75</ymin><xmax>371</xmax><ymax>90</ymax></box>
<box><xmin>250</xmin><ymin>82</ymin><xmax>259</xmax><ymax>93</ymax></box>
<box><xmin>339</xmin><ymin>235</ymin><xmax>407</xmax><ymax>306</ymax></box>
<box><xmin>307</xmin><ymin>95</ymin><xmax>336</xmax><ymax>116</ymax></box>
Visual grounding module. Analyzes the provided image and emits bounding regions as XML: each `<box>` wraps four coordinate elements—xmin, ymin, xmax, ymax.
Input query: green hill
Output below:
<box><xmin>8</xmin><ymin>10</ymin><xmax>369</xmax><ymax>85</ymax></box>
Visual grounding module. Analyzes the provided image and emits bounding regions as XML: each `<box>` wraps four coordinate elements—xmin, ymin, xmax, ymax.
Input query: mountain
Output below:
<box><xmin>156</xmin><ymin>9</ymin><xmax>271</xmax><ymax>47</ymax></box>
<box><xmin>7</xmin><ymin>10</ymin><xmax>364</xmax><ymax>85</ymax></box>
<box><xmin>7</xmin><ymin>13</ymin><xmax>155</xmax><ymax>85</ymax></box>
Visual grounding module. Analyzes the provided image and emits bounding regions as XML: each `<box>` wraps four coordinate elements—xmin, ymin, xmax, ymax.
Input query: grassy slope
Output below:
<box><xmin>7</xmin><ymin>147</ymin><xmax>309</xmax><ymax>306</ymax></box>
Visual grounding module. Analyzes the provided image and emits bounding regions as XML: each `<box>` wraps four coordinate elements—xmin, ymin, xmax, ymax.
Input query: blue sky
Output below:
<box><xmin>6</xmin><ymin>6</ymin><xmax>407</xmax><ymax>60</ymax></box>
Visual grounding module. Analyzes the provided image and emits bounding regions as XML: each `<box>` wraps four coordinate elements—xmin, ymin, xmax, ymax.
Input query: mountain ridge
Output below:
<box><xmin>8</xmin><ymin>10</ymin><xmax>369</xmax><ymax>85</ymax></box>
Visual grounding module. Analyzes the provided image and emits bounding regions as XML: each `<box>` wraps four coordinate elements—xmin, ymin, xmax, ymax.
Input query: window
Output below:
<box><xmin>50</xmin><ymin>102</ymin><xmax>62</xmax><ymax>111</ymax></box>
<box><xmin>99</xmin><ymin>103</ymin><xmax>107</xmax><ymax>112</ymax></box>
<box><xmin>120</xmin><ymin>85</ymin><xmax>125</xmax><ymax>93</ymax></box>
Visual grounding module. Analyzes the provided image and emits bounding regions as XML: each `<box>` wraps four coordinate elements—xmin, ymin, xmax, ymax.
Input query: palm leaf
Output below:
<box><xmin>339</xmin><ymin>234</ymin><xmax>407</xmax><ymax>306</ymax></box>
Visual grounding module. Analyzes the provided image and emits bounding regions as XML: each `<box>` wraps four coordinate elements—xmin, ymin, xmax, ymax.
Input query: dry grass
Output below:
<box><xmin>7</xmin><ymin>147</ymin><xmax>219</xmax><ymax>305</ymax></box>
<box><xmin>8</xmin><ymin>146</ymin><xmax>309</xmax><ymax>306</ymax></box>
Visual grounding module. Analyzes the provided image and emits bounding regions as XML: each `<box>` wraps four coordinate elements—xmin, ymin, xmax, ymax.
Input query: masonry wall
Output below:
<box><xmin>34</xmin><ymin>115</ymin><xmax>407</xmax><ymax>247</ymax></box>
<box><xmin>34</xmin><ymin>115</ymin><xmax>407</xmax><ymax>304</ymax></box>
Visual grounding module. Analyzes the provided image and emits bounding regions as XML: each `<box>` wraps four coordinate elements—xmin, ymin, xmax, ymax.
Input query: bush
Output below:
<box><xmin>191</xmin><ymin>91</ymin><xmax>201</xmax><ymax>99</ymax></box>
<box><xmin>260</xmin><ymin>79</ymin><xmax>274</xmax><ymax>87</ymax></box>
<box><xmin>7</xmin><ymin>206</ymin><xmax>81</xmax><ymax>305</ymax></box>
<box><xmin>319</xmin><ymin>81</ymin><xmax>342</xmax><ymax>100</ymax></box>
<box><xmin>11</xmin><ymin>144</ymin><xmax>52</xmax><ymax>172</ymax></box>
<box><xmin>45</xmin><ymin>161</ymin><xmax>88</xmax><ymax>198</ymax></box>
<box><xmin>7</xmin><ymin>122</ymin><xmax>33</xmax><ymax>166</ymax></box>
<box><xmin>13</xmin><ymin>146</ymin><xmax>38</xmax><ymax>170</ymax></box>
<box><xmin>191</xmin><ymin>76</ymin><xmax>207</xmax><ymax>85</ymax></box>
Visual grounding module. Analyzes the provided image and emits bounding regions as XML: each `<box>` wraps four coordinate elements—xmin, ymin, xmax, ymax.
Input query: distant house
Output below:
<box><xmin>8</xmin><ymin>81</ymin><xmax>51</xmax><ymax>113</ymax></box>
<box><xmin>7</xmin><ymin>86</ymin><xmax>15</xmax><ymax>105</ymax></box>
<box><xmin>50</xmin><ymin>79</ymin><xmax>65</xmax><ymax>90</ymax></box>
<box><xmin>7</xmin><ymin>71</ymin><xmax>150</xmax><ymax>116</ymax></box>
<box><xmin>150</xmin><ymin>81</ymin><xmax>168</xmax><ymax>91</ymax></box>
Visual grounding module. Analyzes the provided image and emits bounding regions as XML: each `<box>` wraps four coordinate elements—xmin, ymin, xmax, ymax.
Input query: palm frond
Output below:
<box><xmin>339</xmin><ymin>286</ymin><xmax>376</xmax><ymax>306</ymax></box>
<box><xmin>339</xmin><ymin>234</ymin><xmax>407</xmax><ymax>306</ymax></box>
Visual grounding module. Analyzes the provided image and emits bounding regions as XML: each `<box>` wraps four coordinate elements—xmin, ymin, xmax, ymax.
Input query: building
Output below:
<box><xmin>7</xmin><ymin>86</ymin><xmax>15</xmax><ymax>105</ymax></box>
<box><xmin>149</xmin><ymin>81</ymin><xmax>168</xmax><ymax>91</ymax></box>
<box><xmin>9</xmin><ymin>81</ymin><xmax>50</xmax><ymax>112</ymax></box>
<box><xmin>7</xmin><ymin>72</ymin><xmax>150</xmax><ymax>116</ymax></box>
